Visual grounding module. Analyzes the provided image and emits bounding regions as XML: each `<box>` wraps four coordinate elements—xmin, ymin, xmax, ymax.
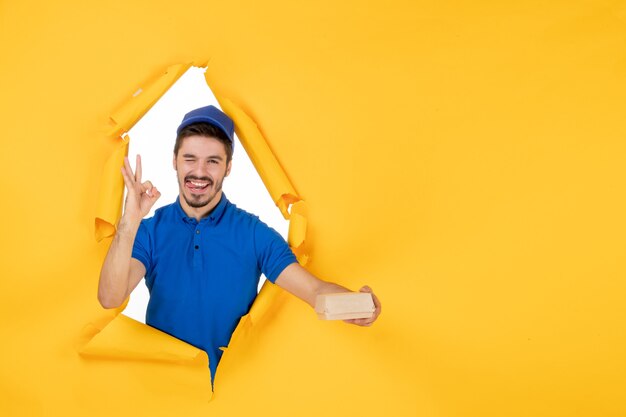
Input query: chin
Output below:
<box><xmin>183</xmin><ymin>191</ymin><xmax>217</xmax><ymax>209</ymax></box>
<box><xmin>186</xmin><ymin>196</ymin><xmax>211</xmax><ymax>208</ymax></box>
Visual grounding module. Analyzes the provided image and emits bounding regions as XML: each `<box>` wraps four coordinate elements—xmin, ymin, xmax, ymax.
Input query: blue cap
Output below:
<box><xmin>177</xmin><ymin>105</ymin><xmax>235</xmax><ymax>149</ymax></box>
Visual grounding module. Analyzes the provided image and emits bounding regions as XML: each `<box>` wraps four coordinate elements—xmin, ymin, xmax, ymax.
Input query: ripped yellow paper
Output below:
<box><xmin>215</xmin><ymin>96</ymin><xmax>301</xmax><ymax>219</ymax></box>
<box><xmin>288</xmin><ymin>200</ymin><xmax>309</xmax><ymax>265</ymax></box>
<box><xmin>78</xmin><ymin>314</ymin><xmax>209</xmax><ymax>367</ymax></box>
<box><xmin>216</xmin><ymin>95</ymin><xmax>312</xmax><ymax>266</ymax></box>
<box><xmin>95</xmin><ymin>136</ymin><xmax>128</xmax><ymax>241</ymax></box>
<box><xmin>109</xmin><ymin>63</ymin><xmax>192</xmax><ymax>136</ymax></box>
<box><xmin>95</xmin><ymin>63</ymin><xmax>192</xmax><ymax>240</ymax></box>
<box><xmin>2</xmin><ymin>1</ymin><xmax>626</xmax><ymax>416</ymax></box>
<box><xmin>86</xmin><ymin>73</ymin><xmax>312</xmax><ymax>380</ymax></box>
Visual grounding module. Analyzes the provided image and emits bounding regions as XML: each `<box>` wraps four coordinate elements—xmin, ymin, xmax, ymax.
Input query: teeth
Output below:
<box><xmin>190</xmin><ymin>181</ymin><xmax>208</xmax><ymax>187</ymax></box>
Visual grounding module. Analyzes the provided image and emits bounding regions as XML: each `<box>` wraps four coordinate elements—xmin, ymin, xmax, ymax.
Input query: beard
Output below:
<box><xmin>180</xmin><ymin>175</ymin><xmax>224</xmax><ymax>208</ymax></box>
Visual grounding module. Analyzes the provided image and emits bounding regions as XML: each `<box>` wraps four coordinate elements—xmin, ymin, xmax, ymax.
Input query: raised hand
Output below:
<box><xmin>120</xmin><ymin>154</ymin><xmax>161</xmax><ymax>223</ymax></box>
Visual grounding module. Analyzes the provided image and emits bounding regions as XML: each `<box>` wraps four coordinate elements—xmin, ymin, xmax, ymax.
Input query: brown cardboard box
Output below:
<box><xmin>315</xmin><ymin>292</ymin><xmax>375</xmax><ymax>320</ymax></box>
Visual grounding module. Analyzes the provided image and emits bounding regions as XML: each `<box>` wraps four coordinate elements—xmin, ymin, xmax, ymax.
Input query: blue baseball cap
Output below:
<box><xmin>176</xmin><ymin>105</ymin><xmax>235</xmax><ymax>149</ymax></box>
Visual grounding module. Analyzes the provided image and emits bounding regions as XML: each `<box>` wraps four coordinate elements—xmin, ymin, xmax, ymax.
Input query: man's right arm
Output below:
<box><xmin>98</xmin><ymin>218</ymin><xmax>146</xmax><ymax>308</ymax></box>
<box><xmin>97</xmin><ymin>154</ymin><xmax>160</xmax><ymax>309</ymax></box>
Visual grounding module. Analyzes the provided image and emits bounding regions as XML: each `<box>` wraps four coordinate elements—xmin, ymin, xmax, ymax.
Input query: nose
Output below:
<box><xmin>190</xmin><ymin>161</ymin><xmax>211</xmax><ymax>178</ymax></box>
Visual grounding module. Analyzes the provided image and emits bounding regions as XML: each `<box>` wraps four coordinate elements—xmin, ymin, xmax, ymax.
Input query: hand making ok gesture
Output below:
<box><xmin>120</xmin><ymin>155</ymin><xmax>161</xmax><ymax>223</ymax></box>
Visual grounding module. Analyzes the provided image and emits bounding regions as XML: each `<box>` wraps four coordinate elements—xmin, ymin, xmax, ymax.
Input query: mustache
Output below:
<box><xmin>184</xmin><ymin>175</ymin><xmax>213</xmax><ymax>183</ymax></box>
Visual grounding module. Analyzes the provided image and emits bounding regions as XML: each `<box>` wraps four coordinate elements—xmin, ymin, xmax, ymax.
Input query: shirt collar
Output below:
<box><xmin>175</xmin><ymin>193</ymin><xmax>229</xmax><ymax>225</ymax></box>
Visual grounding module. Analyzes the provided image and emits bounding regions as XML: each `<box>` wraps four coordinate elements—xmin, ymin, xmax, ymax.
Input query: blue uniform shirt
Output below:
<box><xmin>131</xmin><ymin>194</ymin><xmax>296</xmax><ymax>382</ymax></box>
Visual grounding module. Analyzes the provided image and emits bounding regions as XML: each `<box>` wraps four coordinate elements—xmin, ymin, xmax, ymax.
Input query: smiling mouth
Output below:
<box><xmin>185</xmin><ymin>178</ymin><xmax>212</xmax><ymax>193</ymax></box>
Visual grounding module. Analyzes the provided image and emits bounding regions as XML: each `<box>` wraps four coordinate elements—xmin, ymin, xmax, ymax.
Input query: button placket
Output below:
<box><xmin>193</xmin><ymin>224</ymin><xmax>202</xmax><ymax>269</ymax></box>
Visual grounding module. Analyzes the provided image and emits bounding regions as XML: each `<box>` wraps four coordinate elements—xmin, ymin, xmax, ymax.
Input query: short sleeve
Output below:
<box><xmin>131</xmin><ymin>221</ymin><xmax>153</xmax><ymax>277</ymax></box>
<box><xmin>253</xmin><ymin>220</ymin><xmax>297</xmax><ymax>283</ymax></box>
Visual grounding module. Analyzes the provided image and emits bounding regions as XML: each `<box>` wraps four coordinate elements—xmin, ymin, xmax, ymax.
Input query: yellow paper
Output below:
<box><xmin>78</xmin><ymin>314</ymin><xmax>209</xmax><ymax>366</ymax></box>
<box><xmin>215</xmin><ymin>96</ymin><xmax>301</xmax><ymax>219</ymax></box>
<box><xmin>95</xmin><ymin>136</ymin><xmax>128</xmax><ymax>241</ymax></box>
<box><xmin>109</xmin><ymin>63</ymin><xmax>192</xmax><ymax>136</ymax></box>
<box><xmin>95</xmin><ymin>63</ymin><xmax>192</xmax><ymax>239</ymax></box>
<box><xmin>1</xmin><ymin>1</ymin><xmax>625</xmax><ymax>416</ymax></box>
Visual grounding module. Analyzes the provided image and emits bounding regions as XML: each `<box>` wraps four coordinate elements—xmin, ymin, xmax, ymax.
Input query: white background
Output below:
<box><xmin>123</xmin><ymin>67</ymin><xmax>289</xmax><ymax>323</ymax></box>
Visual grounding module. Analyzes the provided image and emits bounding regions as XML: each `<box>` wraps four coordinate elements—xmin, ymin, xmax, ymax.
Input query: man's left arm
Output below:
<box><xmin>274</xmin><ymin>263</ymin><xmax>382</xmax><ymax>327</ymax></box>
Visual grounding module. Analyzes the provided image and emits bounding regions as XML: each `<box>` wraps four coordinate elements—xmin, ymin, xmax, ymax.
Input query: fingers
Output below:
<box><xmin>135</xmin><ymin>154</ymin><xmax>142</xmax><ymax>183</ymax></box>
<box><xmin>142</xmin><ymin>183</ymin><xmax>161</xmax><ymax>208</ymax></box>
<box><xmin>121</xmin><ymin>158</ymin><xmax>159</xmax><ymax>207</ymax></box>
<box><xmin>343</xmin><ymin>286</ymin><xmax>381</xmax><ymax>327</ymax></box>
<box><xmin>121</xmin><ymin>155</ymin><xmax>143</xmax><ymax>184</ymax></box>
<box><xmin>122</xmin><ymin>157</ymin><xmax>135</xmax><ymax>185</ymax></box>
<box><xmin>371</xmin><ymin>292</ymin><xmax>382</xmax><ymax>313</ymax></box>
<box><xmin>120</xmin><ymin>164</ymin><xmax>133</xmax><ymax>190</ymax></box>
<box><xmin>122</xmin><ymin>156</ymin><xmax>150</xmax><ymax>191</ymax></box>
<box><xmin>144</xmin><ymin>184</ymin><xmax>161</xmax><ymax>201</ymax></box>
<box><xmin>140</xmin><ymin>181</ymin><xmax>161</xmax><ymax>205</ymax></box>
<box><xmin>360</xmin><ymin>286</ymin><xmax>381</xmax><ymax>312</ymax></box>
<box><xmin>150</xmin><ymin>186</ymin><xmax>162</xmax><ymax>202</ymax></box>
<box><xmin>141</xmin><ymin>181</ymin><xmax>154</xmax><ymax>196</ymax></box>
<box><xmin>343</xmin><ymin>317</ymin><xmax>373</xmax><ymax>327</ymax></box>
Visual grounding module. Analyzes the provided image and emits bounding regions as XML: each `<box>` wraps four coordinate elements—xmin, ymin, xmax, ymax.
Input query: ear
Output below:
<box><xmin>225</xmin><ymin>160</ymin><xmax>232</xmax><ymax>177</ymax></box>
<box><xmin>172</xmin><ymin>152</ymin><xmax>177</xmax><ymax>171</ymax></box>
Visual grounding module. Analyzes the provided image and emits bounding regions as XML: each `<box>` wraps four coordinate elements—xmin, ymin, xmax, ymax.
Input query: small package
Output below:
<box><xmin>315</xmin><ymin>292</ymin><xmax>375</xmax><ymax>320</ymax></box>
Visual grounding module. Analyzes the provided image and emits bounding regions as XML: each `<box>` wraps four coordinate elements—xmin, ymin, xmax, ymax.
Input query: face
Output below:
<box><xmin>173</xmin><ymin>135</ymin><xmax>231</xmax><ymax>212</ymax></box>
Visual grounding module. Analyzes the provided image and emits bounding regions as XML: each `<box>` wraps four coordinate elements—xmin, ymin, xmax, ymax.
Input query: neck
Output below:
<box><xmin>179</xmin><ymin>191</ymin><xmax>223</xmax><ymax>221</ymax></box>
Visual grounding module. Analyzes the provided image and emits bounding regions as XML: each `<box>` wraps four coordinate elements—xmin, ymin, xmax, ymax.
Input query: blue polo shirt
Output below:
<box><xmin>131</xmin><ymin>194</ymin><xmax>296</xmax><ymax>382</ymax></box>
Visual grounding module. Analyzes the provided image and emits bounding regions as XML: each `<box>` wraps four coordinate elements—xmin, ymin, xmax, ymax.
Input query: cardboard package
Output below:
<box><xmin>315</xmin><ymin>292</ymin><xmax>375</xmax><ymax>320</ymax></box>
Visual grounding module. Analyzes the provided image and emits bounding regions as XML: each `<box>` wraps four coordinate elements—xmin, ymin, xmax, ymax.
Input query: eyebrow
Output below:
<box><xmin>182</xmin><ymin>153</ymin><xmax>224</xmax><ymax>160</ymax></box>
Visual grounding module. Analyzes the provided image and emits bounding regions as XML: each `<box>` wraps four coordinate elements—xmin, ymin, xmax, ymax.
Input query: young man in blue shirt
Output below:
<box><xmin>98</xmin><ymin>105</ymin><xmax>381</xmax><ymax>382</ymax></box>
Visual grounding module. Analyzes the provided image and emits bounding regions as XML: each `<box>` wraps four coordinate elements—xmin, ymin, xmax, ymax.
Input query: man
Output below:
<box><xmin>98</xmin><ymin>105</ymin><xmax>381</xmax><ymax>383</ymax></box>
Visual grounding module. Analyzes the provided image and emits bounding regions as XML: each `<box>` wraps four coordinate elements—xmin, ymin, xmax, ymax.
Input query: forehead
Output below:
<box><xmin>178</xmin><ymin>135</ymin><xmax>227</xmax><ymax>157</ymax></box>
